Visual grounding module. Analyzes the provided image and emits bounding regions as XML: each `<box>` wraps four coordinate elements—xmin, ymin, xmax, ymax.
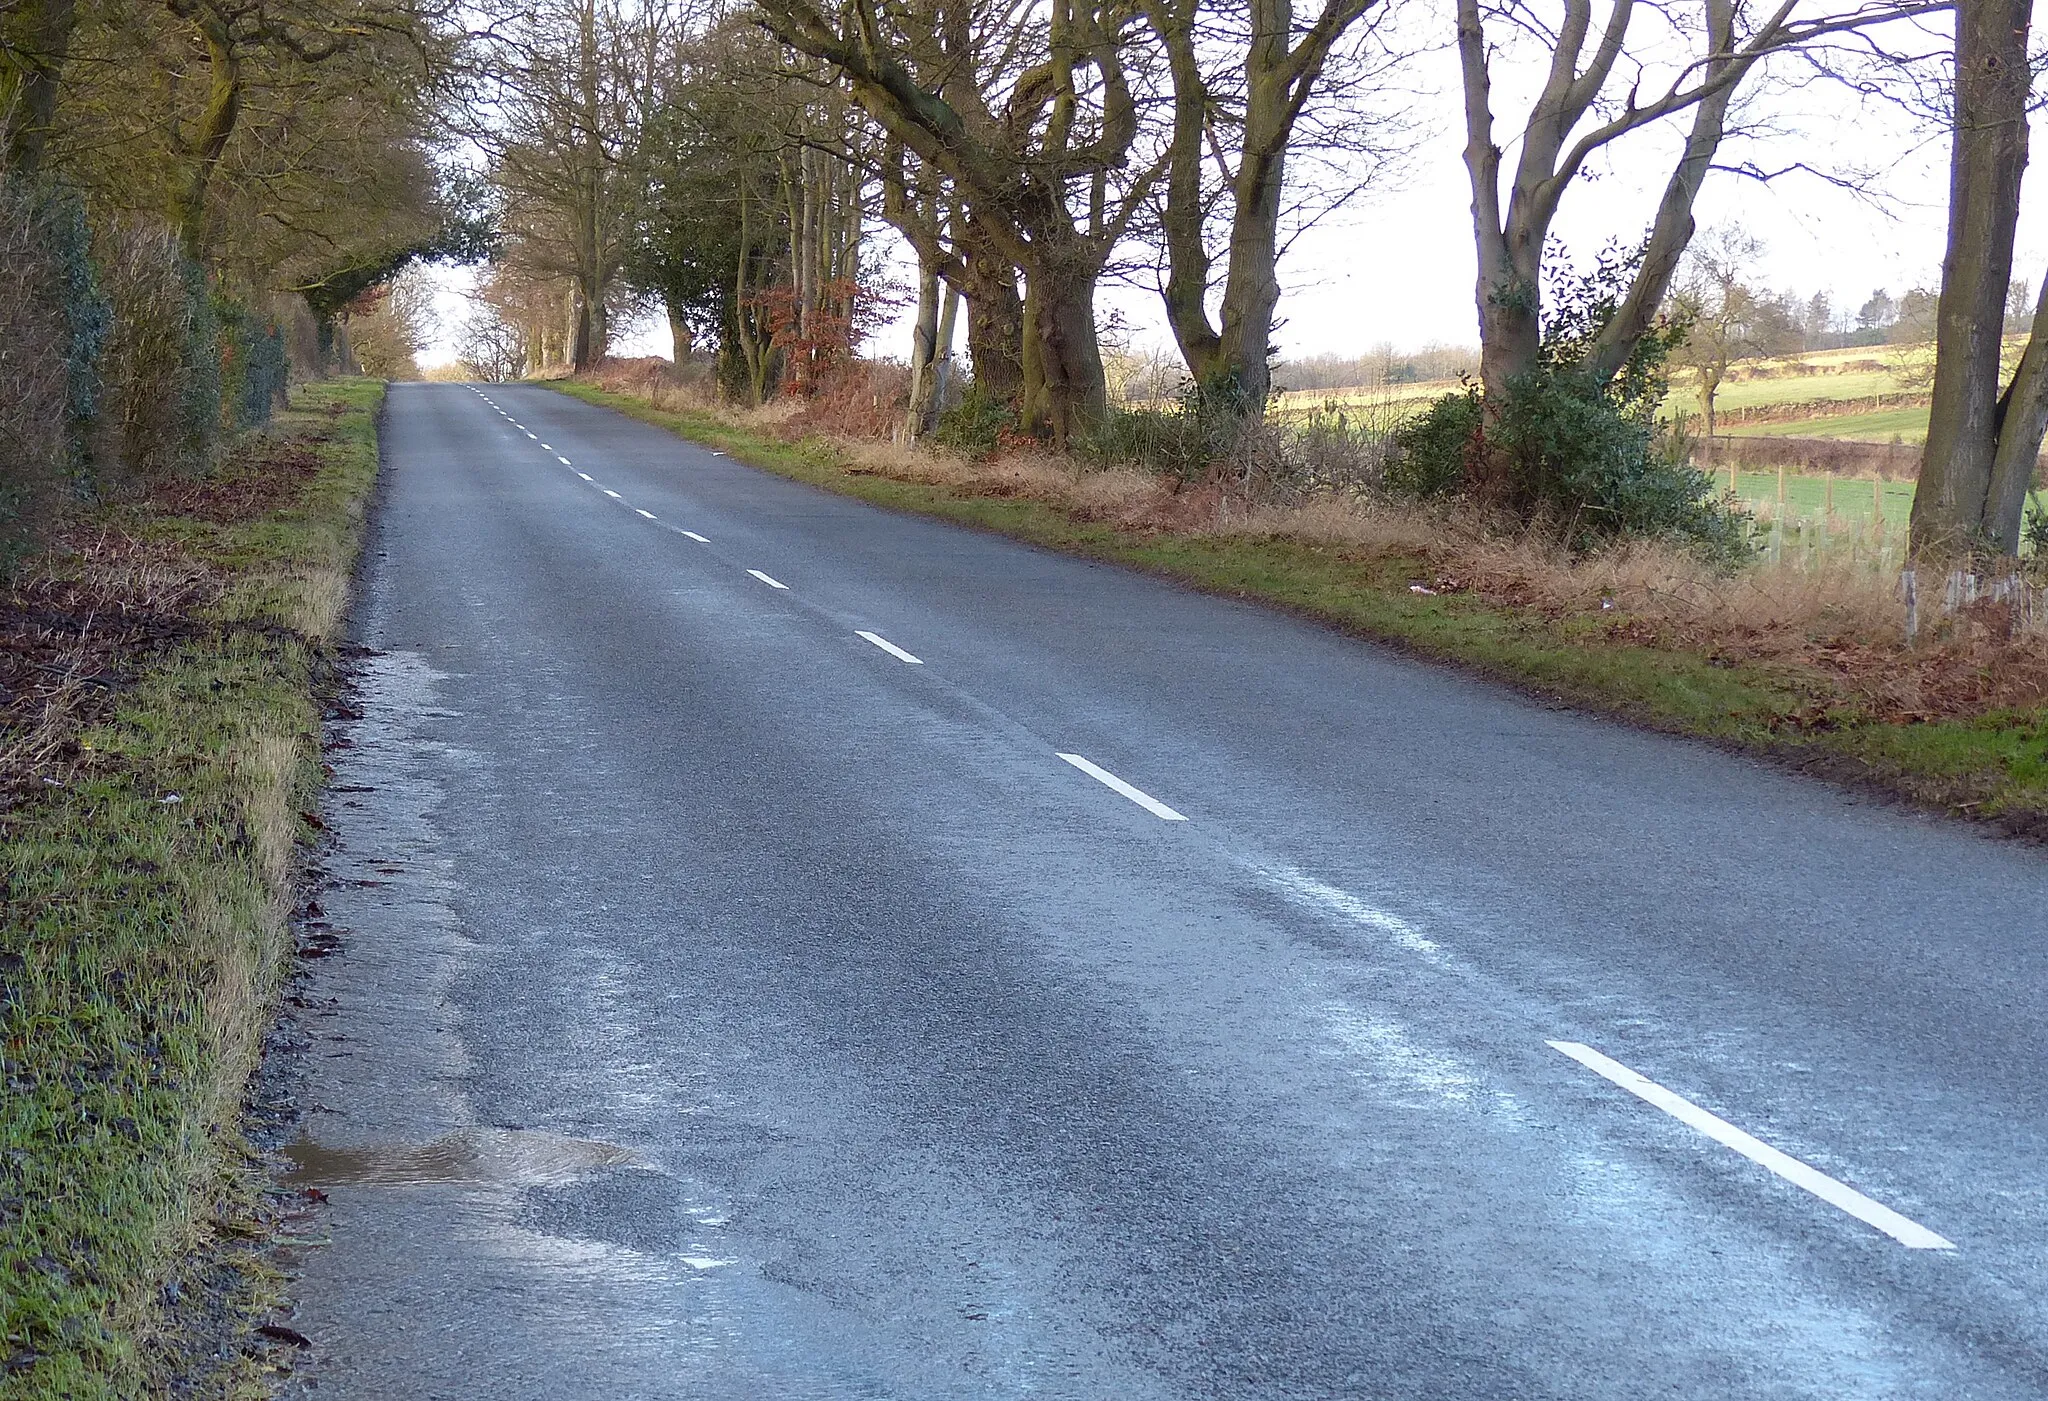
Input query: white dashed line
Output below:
<box><xmin>1056</xmin><ymin>754</ymin><xmax>1188</xmax><ymax>822</ymax></box>
<box><xmin>525</xmin><ymin>432</ymin><xmax>537</xmax><ymax>439</ymax></box>
<box><xmin>747</xmin><ymin>569</ymin><xmax>788</xmax><ymax>590</ymax></box>
<box><xmin>636</xmin><ymin>508</ymin><xmax>657</xmax><ymax>519</ymax></box>
<box><xmin>576</xmin><ymin>472</ymin><xmax>592</xmax><ymax>481</ymax></box>
<box><xmin>856</xmin><ymin>631</ymin><xmax>923</xmax><ymax>664</ymax></box>
<box><xmin>603</xmin><ymin>489</ymin><xmax>623</xmax><ymax>499</ymax></box>
<box><xmin>1546</xmin><ymin>1041</ymin><xmax>1955</xmax><ymax>1250</ymax></box>
<box><xmin>681</xmin><ymin>531</ymin><xmax>709</xmax><ymax>543</ymax></box>
<box><xmin>558</xmin><ymin>456</ymin><xmax>573</xmax><ymax>465</ymax></box>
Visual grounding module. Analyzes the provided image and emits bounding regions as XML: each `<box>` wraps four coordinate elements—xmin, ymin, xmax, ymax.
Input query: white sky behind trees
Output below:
<box><xmin>423</xmin><ymin>7</ymin><xmax>2041</xmax><ymax>372</ymax></box>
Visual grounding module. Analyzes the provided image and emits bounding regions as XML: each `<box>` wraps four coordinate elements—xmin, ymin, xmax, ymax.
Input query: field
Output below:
<box><xmin>1708</xmin><ymin>465</ymin><xmax>1916</xmax><ymax>528</ymax></box>
<box><xmin>1269</xmin><ymin>343</ymin><xmax>1942</xmax><ymax>440</ymax></box>
<box><xmin>1726</xmin><ymin>406</ymin><xmax>1928</xmax><ymax>443</ymax></box>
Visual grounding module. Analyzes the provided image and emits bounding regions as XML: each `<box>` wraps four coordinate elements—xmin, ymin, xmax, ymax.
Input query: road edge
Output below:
<box><xmin>543</xmin><ymin>380</ymin><xmax>2048</xmax><ymax>846</ymax></box>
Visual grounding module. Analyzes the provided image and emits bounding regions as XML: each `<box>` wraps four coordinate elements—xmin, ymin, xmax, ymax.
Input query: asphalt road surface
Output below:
<box><xmin>277</xmin><ymin>381</ymin><xmax>2048</xmax><ymax>1399</ymax></box>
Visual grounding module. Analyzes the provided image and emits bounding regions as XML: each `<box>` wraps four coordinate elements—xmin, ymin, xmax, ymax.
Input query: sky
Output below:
<box><xmin>422</xmin><ymin>10</ymin><xmax>2021</xmax><ymax>371</ymax></box>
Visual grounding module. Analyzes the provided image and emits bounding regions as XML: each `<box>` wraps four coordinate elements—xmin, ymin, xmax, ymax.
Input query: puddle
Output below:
<box><xmin>283</xmin><ymin>1127</ymin><xmax>644</xmax><ymax>1188</ymax></box>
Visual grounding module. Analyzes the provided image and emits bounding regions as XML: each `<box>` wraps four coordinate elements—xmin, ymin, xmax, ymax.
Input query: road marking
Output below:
<box><xmin>681</xmin><ymin>530</ymin><xmax>709</xmax><ymax>543</ymax></box>
<box><xmin>1056</xmin><ymin>753</ymin><xmax>1188</xmax><ymax>821</ymax></box>
<box><xmin>1546</xmin><ymin>1041</ymin><xmax>1955</xmax><ymax>1250</ymax></box>
<box><xmin>525</xmin><ymin>431</ymin><xmax>537</xmax><ymax>439</ymax></box>
<box><xmin>747</xmin><ymin>569</ymin><xmax>788</xmax><ymax>590</ymax></box>
<box><xmin>539</xmin><ymin>442</ymin><xmax>551</xmax><ymax>450</ymax></box>
<box><xmin>557</xmin><ymin>455</ymin><xmax>572</xmax><ymax>465</ymax></box>
<box><xmin>856</xmin><ymin>631</ymin><xmax>923</xmax><ymax>664</ymax></box>
<box><xmin>603</xmin><ymin>489</ymin><xmax>623</xmax><ymax>499</ymax></box>
<box><xmin>636</xmin><ymin>508</ymin><xmax>657</xmax><ymax>519</ymax></box>
<box><xmin>576</xmin><ymin>472</ymin><xmax>592</xmax><ymax>481</ymax></box>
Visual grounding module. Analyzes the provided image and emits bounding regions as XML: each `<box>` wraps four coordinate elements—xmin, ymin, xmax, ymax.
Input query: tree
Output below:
<box><xmin>752</xmin><ymin>0</ymin><xmax>1155</xmax><ymax>443</ymax></box>
<box><xmin>1455</xmin><ymin>0</ymin><xmax>1935</xmax><ymax>497</ymax></box>
<box><xmin>1142</xmin><ymin>0</ymin><xmax>1393</xmax><ymax>411</ymax></box>
<box><xmin>0</xmin><ymin>0</ymin><xmax>78</xmax><ymax>175</ymax></box>
<box><xmin>1911</xmin><ymin>0</ymin><xmax>2048</xmax><ymax>558</ymax></box>
<box><xmin>1857</xmin><ymin>287</ymin><xmax>1897</xmax><ymax>332</ymax></box>
<box><xmin>1670</xmin><ymin>226</ymin><xmax>1797</xmax><ymax>435</ymax></box>
<box><xmin>478</xmin><ymin>0</ymin><xmax>671</xmax><ymax>369</ymax></box>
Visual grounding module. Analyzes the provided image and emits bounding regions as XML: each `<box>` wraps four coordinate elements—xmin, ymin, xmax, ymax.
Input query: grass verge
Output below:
<box><xmin>552</xmin><ymin>379</ymin><xmax>2048</xmax><ymax>838</ymax></box>
<box><xmin>0</xmin><ymin>379</ymin><xmax>383</xmax><ymax>1398</ymax></box>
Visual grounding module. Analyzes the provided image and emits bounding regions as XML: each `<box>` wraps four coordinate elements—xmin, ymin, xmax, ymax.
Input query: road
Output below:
<box><xmin>277</xmin><ymin>380</ymin><xmax>2048</xmax><ymax>1399</ymax></box>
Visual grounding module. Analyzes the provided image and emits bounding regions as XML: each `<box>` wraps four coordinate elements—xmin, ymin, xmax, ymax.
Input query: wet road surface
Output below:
<box><xmin>277</xmin><ymin>381</ymin><xmax>2048</xmax><ymax>1398</ymax></box>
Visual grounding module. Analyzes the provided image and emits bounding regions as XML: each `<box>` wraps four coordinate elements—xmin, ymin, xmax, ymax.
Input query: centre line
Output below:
<box><xmin>525</xmin><ymin>431</ymin><xmax>537</xmax><ymax>439</ymax></box>
<box><xmin>681</xmin><ymin>530</ymin><xmax>709</xmax><ymax>543</ymax></box>
<box><xmin>1056</xmin><ymin>753</ymin><xmax>1188</xmax><ymax>822</ymax></box>
<box><xmin>747</xmin><ymin>569</ymin><xmax>788</xmax><ymax>590</ymax></box>
<box><xmin>1546</xmin><ymin>1041</ymin><xmax>1954</xmax><ymax>1250</ymax></box>
<box><xmin>636</xmin><ymin>508</ymin><xmax>657</xmax><ymax>519</ymax></box>
<box><xmin>539</xmin><ymin>442</ymin><xmax>551</xmax><ymax>450</ymax></box>
<box><xmin>856</xmin><ymin>631</ymin><xmax>923</xmax><ymax>664</ymax></box>
<box><xmin>557</xmin><ymin>455</ymin><xmax>572</xmax><ymax>465</ymax></box>
<box><xmin>602</xmin><ymin>489</ymin><xmax>623</xmax><ymax>499</ymax></box>
<box><xmin>576</xmin><ymin>472</ymin><xmax>593</xmax><ymax>481</ymax></box>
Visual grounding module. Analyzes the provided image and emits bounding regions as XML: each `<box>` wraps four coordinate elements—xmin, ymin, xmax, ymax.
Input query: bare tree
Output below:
<box><xmin>480</xmin><ymin>0</ymin><xmax>675</xmax><ymax>368</ymax></box>
<box><xmin>752</xmin><ymin>0</ymin><xmax>1157</xmax><ymax>443</ymax></box>
<box><xmin>1670</xmin><ymin>224</ymin><xmax>1798</xmax><ymax>434</ymax></box>
<box><xmin>1911</xmin><ymin>0</ymin><xmax>2045</xmax><ymax>557</ymax></box>
<box><xmin>1143</xmin><ymin>0</ymin><xmax>1396</xmax><ymax>410</ymax></box>
<box><xmin>1456</xmin><ymin>0</ymin><xmax>1938</xmax><ymax>485</ymax></box>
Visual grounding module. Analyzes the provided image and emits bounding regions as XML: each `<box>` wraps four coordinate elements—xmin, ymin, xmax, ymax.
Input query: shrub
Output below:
<box><xmin>1081</xmin><ymin>374</ymin><xmax>1258</xmax><ymax>484</ymax></box>
<box><xmin>1494</xmin><ymin>365</ymin><xmax>1749</xmax><ymax>558</ymax></box>
<box><xmin>217</xmin><ymin>295</ymin><xmax>288</xmax><ymax>430</ymax></box>
<box><xmin>1388</xmin><ymin>389</ymin><xmax>1480</xmax><ymax>499</ymax></box>
<box><xmin>931</xmin><ymin>382</ymin><xmax>1019</xmax><ymax>459</ymax></box>
<box><xmin>97</xmin><ymin>223</ymin><xmax>213</xmax><ymax>476</ymax></box>
<box><xmin>1386</xmin><ymin>245</ymin><xmax>1749</xmax><ymax>559</ymax></box>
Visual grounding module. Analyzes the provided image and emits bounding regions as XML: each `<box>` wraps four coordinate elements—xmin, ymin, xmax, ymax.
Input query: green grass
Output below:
<box><xmin>550</xmin><ymin>379</ymin><xmax>2048</xmax><ymax>829</ymax></box>
<box><xmin>1727</xmin><ymin>406</ymin><xmax>1929</xmax><ymax>444</ymax></box>
<box><xmin>1666</xmin><ymin>368</ymin><xmax>1912</xmax><ymax>417</ymax></box>
<box><xmin>0</xmin><ymin>380</ymin><xmax>383</xmax><ymax>1399</ymax></box>
<box><xmin>1707</xmin><ymin>468</ymin><xmax>1918</xmax><ymax>532</ymax></box>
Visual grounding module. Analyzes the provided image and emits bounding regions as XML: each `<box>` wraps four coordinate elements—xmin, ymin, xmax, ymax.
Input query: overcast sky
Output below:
<box><xmin>424</xmin><ymin>9</ymin><xmax>2031</xmax><ymax>369</ymax></box>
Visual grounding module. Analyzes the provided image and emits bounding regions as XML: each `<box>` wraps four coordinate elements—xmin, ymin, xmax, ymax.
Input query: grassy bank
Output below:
<box><xmin>553</xmin><ymin>377</ymin><xmax>2048</xmax><ymax>838</ymax></box>
<box><xmin>0</xmin><ymin>379</ymin><xmax>382</xmax><ymax>1397</ymax></box>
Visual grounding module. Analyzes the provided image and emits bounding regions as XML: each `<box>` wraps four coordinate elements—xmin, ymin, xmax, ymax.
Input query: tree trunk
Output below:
<box><xmin>169</xmin><ymin>20</ymin><xmax>241</xmax><ymax>256</ymax></box>
<box><xmin>1</xmin><ymin>0</ymin><xmax>77</xmax><ymax>176</ymax></box>
<box><xmin>1215</xmin><ymin>135</ymin><xmax>1285</xmax><ymax>408</ymax></box>
<box><xmin>930</xmin><ymin>281</ymin><xmax>960</xmax><ymax>422</ymax></box>
<box><xmin>1912</xmin><ymin>0</ymin><xmax>2034</xmax><ymax>557</ymax></box>
<box><xmin>1987</xmin><ymin>276</ymin><xmax>2048</xmax><ymax>549</ymax></box>
<box><xmin>905</xmin><ymin>250</ymin><xmax>941</xmax><ymax>438</ymax></box>
<box><xmin>569</xmin><ymin>282</ymin><xmax>592</xmax><ymax>372</ymax></box>
<box><xmin>959</xmin><ymin>210</ymin><xmax>1023</xmax><ymax>402</ymax></box>
<box><xmin>1019</xmin><ymin>257</ymin><xmax>1106</xmax><ymax>447</ymax></box>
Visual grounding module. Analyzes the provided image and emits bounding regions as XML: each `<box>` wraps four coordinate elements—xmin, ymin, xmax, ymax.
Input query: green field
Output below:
<box><xmin>1667</xmin><ymin>369</ymin><xmax>1913</xmax><ymax>418</ymax></box>
<box><xmin>1713</xmin><ymin>466</ymin><xmax>1917</xmax><ymax>533</ymax></box>
<box><xmin>1727</xmin><ymin>406</ymin><xmax>1930</xmax><ymax>443</ymax></box>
